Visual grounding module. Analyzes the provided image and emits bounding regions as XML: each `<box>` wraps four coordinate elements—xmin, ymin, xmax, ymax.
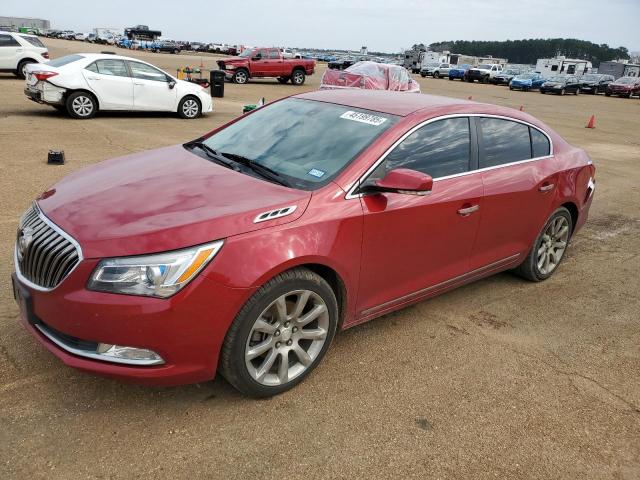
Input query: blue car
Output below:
<box><xmin>448</xmin><ymin>64</ymin><xmax>471</xmax><ymax>81</ymax></box>
<box><xmin>509</xmin><ymin>73</ymin><xmax>544</xmax><ymax>91</ymax></box>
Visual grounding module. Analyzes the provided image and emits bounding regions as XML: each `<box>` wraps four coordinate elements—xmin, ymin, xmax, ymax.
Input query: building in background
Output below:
<box><xmin>0</xmin><ymin>16</ymin><xmax>50</xmax><ymax>33</ymax></box>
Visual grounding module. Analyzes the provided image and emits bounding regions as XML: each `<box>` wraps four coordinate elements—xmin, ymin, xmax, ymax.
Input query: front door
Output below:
<box><xmin>128</xmin><ymin>61</ymin><xmax>177</xmax><ymax>111</ymax></box>
<box><xmin>356</xmin><ymin>117</ymin><xmax>483</xmax><ymax>317</ymax></box>
<box><xmin>249</xmin><ymin>49</ymin><xmax>269</xmax><ymax>77</ymax></box>
<box><xmin>470</xmin><ymin>117</ymin><xmax>557</xmax><ymax>269</ymax></box>
<box><xmin>0</xmin><ymin>33</ymin><xmax>21</xmax><ymax>70</ymax></box>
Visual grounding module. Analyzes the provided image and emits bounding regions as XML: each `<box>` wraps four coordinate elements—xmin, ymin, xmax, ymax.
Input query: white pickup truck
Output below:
<box><xmin>466</xmin><ymin>63</ymin><xmax>503</xmax><ymax>83</ymax></box>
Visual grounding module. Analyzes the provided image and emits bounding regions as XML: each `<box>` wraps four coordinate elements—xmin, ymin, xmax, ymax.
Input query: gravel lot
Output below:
<box><xmin>1</xmin><ymin>38</ymin><xmax>639</xmax><ymax>479</ymax></box>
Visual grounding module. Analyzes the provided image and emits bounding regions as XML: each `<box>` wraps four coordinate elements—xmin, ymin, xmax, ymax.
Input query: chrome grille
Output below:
<box><xmin>15</xmin><ymin>204</ymin><xmax>81</xmax><ymax>290</ymax></box>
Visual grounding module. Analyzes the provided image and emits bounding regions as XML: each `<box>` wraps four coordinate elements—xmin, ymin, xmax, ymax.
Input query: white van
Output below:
<box><xmin>0</xmin><ymin>31</ymin><xmax>50</xmax><ymax>78</ymax></box>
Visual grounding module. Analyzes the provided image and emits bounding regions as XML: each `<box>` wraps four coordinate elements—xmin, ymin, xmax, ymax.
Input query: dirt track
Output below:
<box><xmin>1</xmin><ymin>38</ymin><xmax>639</xmax><ymax>479</ymax></box>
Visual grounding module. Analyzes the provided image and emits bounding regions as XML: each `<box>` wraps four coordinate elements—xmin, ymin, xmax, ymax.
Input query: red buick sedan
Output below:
<box><xmin>12</xmin><ymin>90</ymin><xmax>595</xmax><ymax>397</ymax></box>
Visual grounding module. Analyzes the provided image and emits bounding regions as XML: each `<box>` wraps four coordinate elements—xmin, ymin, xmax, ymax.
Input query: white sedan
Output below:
<box><xmin>24</xmin><ymin>53</ymin><xmax>213</xmax><ymax>119</ymax></box>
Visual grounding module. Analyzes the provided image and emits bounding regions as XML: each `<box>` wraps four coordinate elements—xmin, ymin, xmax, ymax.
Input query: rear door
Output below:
<box><xmin>0</xmin><ymin>33</ymin><xmax>21</xmax><ymax>70</ymax></box>
<box><xmin>127</xmin><ymin>60</ymin><xmax>176</xmax><ymax>111</ymax></box>
<box><xmin>83</xmin><ymin>59</ymin><xmax>133</xmax><ymax>110</ymax></box>
<box><xmin>357</xmin><ymin>117</ymin><xmax>483</xmax><ymax>316</ymax></box>
<box><xmin>470</xmin><ymin>117</ymin><xmax>556</xmax><ymax>270</ymax></box>
<box><xmin>265</xmin><ymin>49</ymin><xmax>283</xmax><ymax>75</ymax></box>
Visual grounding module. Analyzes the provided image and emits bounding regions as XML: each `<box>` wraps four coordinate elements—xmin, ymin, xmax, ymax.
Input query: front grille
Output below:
<box><xmin>15</xmin><ymin>204</ymin><xmax>81</xmax><ymax>289</ymax></box>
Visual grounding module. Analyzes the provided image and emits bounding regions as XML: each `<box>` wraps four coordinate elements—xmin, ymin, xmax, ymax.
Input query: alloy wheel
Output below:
<box><xmin>293</xmin><ymin>71</ymin><xmax>304</xmax><ymax>84</ymax></box>
<box><xmin>182</xmin><ymin>99</ymin><xmax>199</xmax><ymax>118</ymax></box>
<box><xmin>245</xmin><ymin>289</ymin><xmax>329</xmax><ymax>386</ymax></box>
<box><xmin>235</xmin><ymin>71</ymin><xmax>247</xmax><ymax>84</ymax></box>
<box><xmin>72</xmin><ymin>96</ymin><xmax>93</xmax><ymax>117</ymax></box>
<box><xmin>537</xmin><ymin>216</ymin><xmax>569</xmax><ymax>275</ymax></box>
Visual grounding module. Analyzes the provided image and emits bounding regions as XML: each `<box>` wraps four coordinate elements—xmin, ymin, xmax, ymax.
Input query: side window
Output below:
<box><xmin>530</xmin><ymin>128</ymin><xmax>550</xmax><ymax>158</ymax></box>
<box><xmin>567</xmin><ymin>65</ymin><xmax>576</xmax><ymax>74</ymax></box>
<box><xmin>94</xmin><ymin>59</ymin><xmax>129</xmax><ymax>77</ymax></box>
<box><xmin>85</xmin><ymin>62</ymin><xmax>98</xmax><ymax>73</ymax></box>
<box><xmin>268</xmin><ymin>50</ymin><xmax>280</xmax><ymax>59</ymax></box>
<box><xmin>253</xmin><ymin>49</ymin><xmax>266</xmax><ymax>60</ymax></box>
<box><xmin>129</xmin><ymin>61</ymin><xmax>168</xmax><ymax>82</ymax></box>
<box><xmin>383</xmin><ymin>117</ymin><xmax>471</xmax><ymax>179</ymax></box>
<box><xmin>0</xmin><ymin>34</ymin><xmax>20</xmax><ymax>47</ymax></box>
<box><xmin>480</xmin><ymin>118</ymin><xmax>531</xmax><ymax>168</ymax></box>
<box><xmin>551</xmin><ymin>65</ymin><xmax>558</xmax><ymax>72</ymax></box>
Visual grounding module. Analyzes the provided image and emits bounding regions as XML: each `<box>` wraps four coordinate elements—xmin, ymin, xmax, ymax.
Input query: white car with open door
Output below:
<box><xmin>0</xmin><ymin>30</ymin><xmax>49</xmax><ymax>78</ymax></box>
<box><xmin>23</xmin><ymin>53</ymin><xmax>213</xmax><ymax>119</ymax></box>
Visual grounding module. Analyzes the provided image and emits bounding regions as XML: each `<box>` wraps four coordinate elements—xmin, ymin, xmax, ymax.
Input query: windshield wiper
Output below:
<box><xmin>184</xmin><ymin>141</ymin><xmax>239</xmax><ymax>171</ymax></box>
<box><xmin>221</xmin><ymin>152</ymin><xmax>291</xmax><ymax>188</ymax></box>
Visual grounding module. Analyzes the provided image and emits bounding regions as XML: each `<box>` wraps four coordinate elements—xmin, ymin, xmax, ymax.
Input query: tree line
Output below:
<box><xmin>422</xmin><ymin>39</ymin><xmax>629</xmax><ymax>66</ymax></box>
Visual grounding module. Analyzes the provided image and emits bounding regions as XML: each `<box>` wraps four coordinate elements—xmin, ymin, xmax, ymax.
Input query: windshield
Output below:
<box><xmin>239</xmin><ymin>49</ymin><xmax>255</xmax><ymax>58</ymax></box>
<box><xmin>477</xmin><ymin>64</ymin><xmax>492</xmax><ymax>69</ymax></box>
<box><xmin>47</xmin><ymin>54</ymin><xmax>85</xmax><ymax>67</ymax></box>
<box><xmin>583</xmin><ymin>74</ymin><xmax>601</xmax><ymax>81</ymax></box>
<box><xmin>615</xmin><ymin>77</ymin><xmax>635</xmax><ymax>84</ymax></box>
<box><xmin>516</xmin><ymin>73</ymin><xmax>536</xmax><ymax>79</ymax></box>
<box><xmin>548</xmin><ymin>75</ymin><xmax>567</xmax><ymax>82</ymax></box>
<box><xmin>200</xmin><ymin>98</ymin><xmax>398</xmax><ymax>190</ymax></box>
<box><xmin>426</xmin><ymin>62</ymin><xmax>439</xmax><ymax>67</ymax></box>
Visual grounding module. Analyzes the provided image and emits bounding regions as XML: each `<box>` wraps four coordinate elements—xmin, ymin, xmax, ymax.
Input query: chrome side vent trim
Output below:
<box><xmin>253</xmin><ymin>205</ymin><xmax>297</xmax><ymax>223</ymax></box>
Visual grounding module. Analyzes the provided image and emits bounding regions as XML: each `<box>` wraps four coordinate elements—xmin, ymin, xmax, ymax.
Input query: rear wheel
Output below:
<box><xmin>291</xmin><ymin>69</ymin><xmax>306</xmax><ymax>85</ymax></box>
<box><xmin>220</xmin><ymin>268</ymin><xmax>338</xmax><ymax>397</ymax></box>
<box><xmin>66</xmin><ymin>91</ymin><xmax>97</xmax><ymax>119</ymax></box>
<box><xmin>16</xmin><ymin>59</ymin><xmax>35</xmax><ymax>79</ymax></box>
<box><xmin>514</xmin><ymin>207</ymin><xmax>572</xmax><ymax>282</ymax></box>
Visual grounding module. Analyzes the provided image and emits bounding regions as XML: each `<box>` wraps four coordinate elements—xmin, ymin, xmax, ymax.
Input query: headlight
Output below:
<box><xmin>88</xmin><ymin>241</ymin><xmax>223</xmax><ymax>298</ymax></box>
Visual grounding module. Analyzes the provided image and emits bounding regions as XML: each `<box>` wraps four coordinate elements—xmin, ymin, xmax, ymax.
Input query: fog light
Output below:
<box><xmin>96</xmin><ymin>343</ymin><xmax>164</xmax><ymax>364</ymax></box>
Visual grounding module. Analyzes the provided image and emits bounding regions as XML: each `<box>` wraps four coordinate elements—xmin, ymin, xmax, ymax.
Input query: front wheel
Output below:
<box><xmin>220</xmin><ymin>268</ymin><xmax>338</xmax><ymax>397</ymax></box>
<box><xmin>433</xmin><ymin>71</ymin><xmax>440</xmax><ymax>79</ymax></box>
<box><xmin>560</xmin><ymin>88</ymin><xmax>565</xmax><ymax>96</ymax></box>
<box><xmin>291</xmin><ymin>69</ymin><xmax>306</xmax><ymax>85</ymax></box>
<box><xmin>233</xmin><ymin>69</ymin><xmax>249</xmax><ymax>84</ymax></box>
<box><xmin>514</xmin><ymin>207</ymin><xmax>572</xmax><ymax>282</ymax></box>
<box><xmin>178</xmin><ymin>96</ymin><xmax>201</xmax><ymax>119</ymax></box>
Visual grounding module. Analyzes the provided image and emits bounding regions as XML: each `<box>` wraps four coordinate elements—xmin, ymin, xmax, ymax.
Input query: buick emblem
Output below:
<box><xmin>16</xmin><ymin>226</ymin><xmax>34</xmax><ymax>262</ymax></box>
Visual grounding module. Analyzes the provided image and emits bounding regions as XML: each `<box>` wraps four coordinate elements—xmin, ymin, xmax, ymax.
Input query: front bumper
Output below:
<box><xmin>510</xmin><ymin>82</ymin><xmax>532</xmax><ymax>90</ymax></box>
<box><xmin>12</xmin><ymin>260</ymin><xmax>254</xmax><ymax>386</ymax></box>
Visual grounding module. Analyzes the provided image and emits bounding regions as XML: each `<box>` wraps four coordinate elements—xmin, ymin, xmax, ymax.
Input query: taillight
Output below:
<box><xmin>42</xmin><ymin>51</ymin><xmax>50</xmax><ymax>59</ymax></box>
<box><xmin>34</xmin><ymin>71</ymin><xmax>58</xmax><ymax>81</ymax></box>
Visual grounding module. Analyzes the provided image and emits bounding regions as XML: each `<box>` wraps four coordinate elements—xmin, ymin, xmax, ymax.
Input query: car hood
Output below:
<box><xmin>37</xmin><ymin>145</ymin><xmax>311</xmax><ymax>258</ymax></box>
<box><xmin>219</xmin><ymin>56</ymin><xmax>245</xmax><ymax>64</ymax></box>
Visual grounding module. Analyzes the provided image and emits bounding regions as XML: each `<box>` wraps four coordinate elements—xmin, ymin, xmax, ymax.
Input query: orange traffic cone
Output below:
<box><xmin>519</xmin><ymin>105</ymin><xmax>524</xmax><ymax>111</ymax></box>
<box><xmin>586</xmin><ymin>115</ymin><xmax>596</xmax><ymax>129</ymax></box>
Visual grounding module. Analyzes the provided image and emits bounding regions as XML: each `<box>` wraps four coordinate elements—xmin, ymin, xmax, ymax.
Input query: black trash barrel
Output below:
<box><xmin>210</xmin><ymin>70</ymin><xmax>225</xmax><ymax>98</ymax></box>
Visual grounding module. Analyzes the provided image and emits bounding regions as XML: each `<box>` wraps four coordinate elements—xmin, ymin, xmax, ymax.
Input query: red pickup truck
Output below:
<box><xmin>217</xmin><ymin>48</ymin><xmax>316</xmax><ymax>85</ymax></box>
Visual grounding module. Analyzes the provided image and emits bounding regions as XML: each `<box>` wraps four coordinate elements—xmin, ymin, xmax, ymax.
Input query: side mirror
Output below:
<box><xmin>168</xmin><ymin>80</ymin><xmax>176</xmax><ymax>89</ymax></box>
<box><xmin>360</xmin><ymin>168</ymin><xmax>433</xmax><ymax>196</ymax></box>
<box><xmin>252</xmin><ymin>55</ymin><xmax>262</xmax><ymax>61</ymax></box>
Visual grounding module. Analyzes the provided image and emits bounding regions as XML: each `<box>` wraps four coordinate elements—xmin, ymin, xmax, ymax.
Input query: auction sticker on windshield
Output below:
<box><xmin>340</xmin><ymin>111</ymin><xmax>387</xmax><ymax>126</ymax></box>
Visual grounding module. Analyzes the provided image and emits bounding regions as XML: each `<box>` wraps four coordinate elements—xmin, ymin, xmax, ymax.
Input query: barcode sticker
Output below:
<box><xmin>339</xmin><ymin>111</ymin><xmax>387</xmax><ymax>126</ymax></box>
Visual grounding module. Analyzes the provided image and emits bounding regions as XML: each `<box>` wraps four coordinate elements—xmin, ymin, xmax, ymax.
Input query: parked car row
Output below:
<box><xmin>418</xmin><ymin>62</ymin><xmax>639</xmax><ymax>99</ymax></box>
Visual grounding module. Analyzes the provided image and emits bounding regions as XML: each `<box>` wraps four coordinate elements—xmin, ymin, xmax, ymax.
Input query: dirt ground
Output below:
<box><xmin>1</xmin><ymin>38</ymin><xmax>639</xmax><ymax>479</ymax></box>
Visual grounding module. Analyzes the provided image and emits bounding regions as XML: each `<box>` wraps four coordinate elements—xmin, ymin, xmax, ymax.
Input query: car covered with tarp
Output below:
<box><xmin>320</xmin><ymin>61</ymin><xmax>420</xmax><ymax>92</ymax></box>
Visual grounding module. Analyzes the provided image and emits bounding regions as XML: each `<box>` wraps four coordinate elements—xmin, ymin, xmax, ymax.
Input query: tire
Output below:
<box><xmin>433</xmin><ymin>71</ymin><xmax>440</xmax><ymax>79</ymax></box>
<box><xmin>560</xmin><ymin>88</ymin><xmax>565</xmax><ymax>96</ymax></box>
<box><xmin>178</xmin><ymin>95</ymin><xmax>201</xmax><ymax>119</ymax></box>
<box><xmin>592</xmin><ymin>87</ymin><xmax>598</xmax><ymax>95</ymax></box>
<box><xmin>277</xmin><ymin>76</ymin><xmax>290</xmax><ymax>84</ymax></box>
<box><xmin>232</xmin><ymin>69</ymin><xmax>249</xmax><ymax>84</ymax></box>
<box><xmin>16</xmin><ymin>59</ymin><xmax>35</xmax><ymax>79</ymax></box>
<box><xmin>605</xmin><ymin>92</ymin><xmax>611</xmax><ymax>97</ymax></box>
<box><xmin>514</xmin><ymin>207</ymin><xmax>572</xmax><ymax>282</ymax></box>
<box><xmin>420</xmin><ymin>73</ymin><xmax>426</xmax><ymax>78</ymax></box>
<box><xmin>449</xmin><ymin>76</ymin><xmax>453</xmax><ymax>81</ymax></box>
<box><xmin>575</xmin><ymin>88</ymin><xmax>580</xmax><ymax>95</ymax></box>
<box><xmin>65</xmin><ymin>91</ymin><xmax>97</xmax><ymax>119</ymax></box>
<box><xmin>540</xmin><ymin>89</ymin><xmax>545</xmax><ymax>94</ymax></box>
<box><xmin>219</xmin><ymin>268</ymin><xmax>338</xmax><ymax>397</ymax></box>
<box><xmin>291</xmin><ymin>69</ymin><xmax>306</xmax><ymax>85</ymax></box>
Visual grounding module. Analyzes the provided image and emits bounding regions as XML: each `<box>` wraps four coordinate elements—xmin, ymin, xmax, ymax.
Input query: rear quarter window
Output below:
<box><xmin>47</xmin><ymin>54</ymin><xmax>84</xmax><ymax>67</ymax></box>
<box><xmin>480</xmin><ymin>118</ymin><xmax>532</xmax><ymax>168</ymax></box>
<box><xmin>530</xmin><ymin>128</ymin><xmax>550</xmax><ymax>157</ymax></box>
<box><xmin>19</xmin><ymin>35</ymin><xmax>45</xmax><ymax>48</ymax></box>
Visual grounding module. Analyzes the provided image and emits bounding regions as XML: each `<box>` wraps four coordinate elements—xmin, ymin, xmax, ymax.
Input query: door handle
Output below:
<box><xmin>134</xmin><ymin>82</ymin><xmax>143</xmax><ymax>86</ymax></box>
<box><xmin>539</xmin><ymin>183</ymin><xmax>555</xmax><ymax>192</ymax></box>
<box><xmin>87</xmin><ymin>77</ymin><xmax>100</xmax><ymax>80</ymax></box>
<box><xmin>457</xmin><ymin>204</ymin><xmax>479</xmax><ymax>216</ymax></box>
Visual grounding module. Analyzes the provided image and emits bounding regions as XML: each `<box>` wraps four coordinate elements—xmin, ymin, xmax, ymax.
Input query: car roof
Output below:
<box><xmin>76</xmin><ymin>53</ymin><xmax>147</xmax><ymax>62</ymax></box>
<box><xmin>296</xmin><ymin>89</ymin><xmax>476</xmax><ymax>116</ymax></box>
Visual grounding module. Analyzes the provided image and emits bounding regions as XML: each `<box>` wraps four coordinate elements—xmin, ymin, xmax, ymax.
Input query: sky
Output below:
<box><xmin>3</xmin><ymin>0</ymin><xmax>639</xmax><ymax>53</ymax></box>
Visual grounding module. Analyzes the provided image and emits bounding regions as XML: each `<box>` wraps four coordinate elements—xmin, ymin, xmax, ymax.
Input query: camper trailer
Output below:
<box><xmin>598</xmin><ymin>61</ymin><xmax>640</xmax><ymax>79</ymax></box>
<box><xmin>535</xmin><ymin>56</ymin><xmax>592</xmax><ymax>78</ymax></box>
